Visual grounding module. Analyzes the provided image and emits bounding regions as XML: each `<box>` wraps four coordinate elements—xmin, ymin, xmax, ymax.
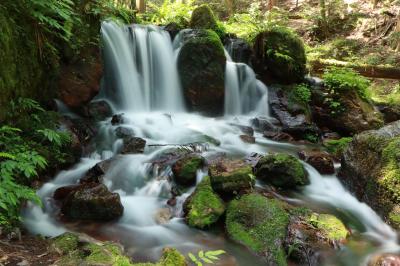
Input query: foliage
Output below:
<box><xmin>0</xmin><ymin>99</ymin><xmax>72</xmax><ymax>230</ymax></box>
<box><xmin>188</xmin><ymin>250</ymin><xmax>226</xmax><ymax>266</ymax></box>
<box><xmin>142</xmin><ymin>0</ymin><xmax>196</xmax><ymax>27</ymax></box>
<box><xmin>224</xmin><ymin>3</ymin><xmax>289</xmax><ymax>43</ymax></box>
<box><xmin>324</xmin><ymin>137</ymin><xmax>352</xmax><ymax>157</ymax></box>
<box><xmin>290</xmin><ymin>84</ymin><xmax>312</xmax><ymax>105</ymax></box>
<box><xmin>323</xmin><ymin>67</ymin><xmax>371</xmax><ymax>100</ymax></box>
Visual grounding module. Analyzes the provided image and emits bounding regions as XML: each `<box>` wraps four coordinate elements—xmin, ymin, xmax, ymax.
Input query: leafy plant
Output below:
<box><xmin>143</xmin><ymin>0</ymin><xmax>196</xmax><ymax>27</ymax></box>
<box><xmin>291</xmin><ymin>84</ymin><xmax>312</xmax><ymax>105</ymax></box>
<box><xmin>188</xmin><ymin>250</ymin><xmax>226</xmax><ymax>266</ymax></box>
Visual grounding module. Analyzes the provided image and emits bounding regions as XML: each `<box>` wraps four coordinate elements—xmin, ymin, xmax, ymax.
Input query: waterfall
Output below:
<box><xmin>224</xmin><ymin>46</ymin><xmax>269</xmax><ymax>117</ymax></box>
<box><xmin>101</xmin><ymin>21</ymin><xmax>185</xmax><ymax>112</ymax></box>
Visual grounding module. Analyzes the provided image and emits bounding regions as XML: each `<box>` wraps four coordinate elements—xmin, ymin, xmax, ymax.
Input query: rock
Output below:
<box><xmin>311</xmin><ymin>87</ymin><xmax>383</xmax><ymax>135</ymax></box>
<box><xmin>285</xmin><ymin>213</ymin><xmax>348</xmax><ymax>265</ymax></box>
<box><xmin>183</xmin><ymin>176</ymin><xmax>225</xmax><ymax>229</ymax></box>
<box><xmin>115</xmin><ymin>126</ymin><xmax>135</xmax><ymax>139</ymax></box>
<box><xmin>59</xmin><ymin>56</ymin><xmax>102</xmax><ymax>109</ymax></box>
<box><xmin>163</xmin><ymin>22</ymin><xmax>184</xmax><ymax>40</ymax></box>
<box><xmin>263</xmin><ymin>131</ymin><xmax>294</xmax><ymax>142</ymax></box>
<box><xmin>209</xmin><ymin>159</ymin><xmax>254</xmax><ymax>195</ymax></box>
<box><xmin>54</xmin><ymin>185</ymin><xmax>80</xmax><ymax>201</ymax></box>
<box><xmin>50</xmin><ymin>232</ymin><xmax>79</xmax><ymax>255</ymax></box>
<box><xmin>121</xmin><ymin>137</ymin><xmax>146</xmax><ymax>154</ymax></box>
<box><xmin>269</xmin><ymin>87</ymin><xmax>320</xmax><ymax>140</ymax></box>
<box><xmin>230</xmin><ymin>123</ymin><xmax>254</xmax><ymax>136</ymax></box>
<box><xmin>155</xmin><ymin>208</ymin><xmax>172</xmax><ymax>225</ymax></box>
<box><xmin>376</xmin><ymin>103</ymin><xmax>400</xmax><ymax>123</ymax></box>
<box><xmin>240</xmin><ymin>135</ymin><xmax>255</xmax><ymax>144</ymax></box>
<box><xmin>226</xmin><ymin>193</ymin><xmax>289</xmax><ymax>264</ymax></box>
<box><xmin>111</xmin><ymin>114</ymin><xmax>124</xmax><ymax>125</ymax></box>
<box><xmin>87</xmin><ymin>100</ymin><xmax>112</xmax><ymax>121</ymax></box>
<box><xmin>368</xmin><ymin>254</ymin><xmax>400</xmax><ymax>266</ymax></box>
<box><xmin>251</xmin><ymin>117</ymin><xmax>280</xmax><ymax>132</ymax></box>
<box><xmin>253</xmin><ymin>28</ymin><xmax>307</xmax><ymax>84</ymax></box>
<box><xmin>172</xmin><ymin>155</ymin><xmax>205</xmax><ymax>186</ymax></box>
<box><xmin>244</xmin><ymin>153</ymin><xmax>263</xmax><ymax>167</ymax></box>
<box><xmin>254</xmin><ymin>153</ymin><xmax>309</xmax><ymax>188</ymax></box>
<box><xmin>60</xmin><ymin>183</ymin><xmax>123</xmax><ymax>221</ymax></box>
<box><xmin>340</xmin><ymin>121</ymin><xmax>400</xmax><ymax>228</ymax></box>
<box><xmin>298</xmin><ymin>150</ymin><xmax>335</xmax><ymax>175</ymax></box>
<box><xmin>177</xmin><ymin>29</ymin><xmax>226</xmax><ymax>116</ymax></box>
<box><xmin>61</xmin><ymin>116</ymin><xmax>97</xmax><ymax>149</ymax></box>
<box><xmin>224</xmin><ymin>37</ymin><xmax>252</xmax><ymax>64</ymax></box>
<box><xmin>189</xmin><ymin>4</ymin><xmax>221</xmax><ymax>35</ymax></box>
<box><xmin>80</xmin><ymin>159</ymin><xmax>114</xmax><ymax>184</ymax></box>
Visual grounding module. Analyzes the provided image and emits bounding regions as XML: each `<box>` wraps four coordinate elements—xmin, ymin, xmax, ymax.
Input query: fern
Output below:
<box><xmin>188</xmin><ymin>250</ymin><xmax>226</xmax><ymax>266</ymax></box>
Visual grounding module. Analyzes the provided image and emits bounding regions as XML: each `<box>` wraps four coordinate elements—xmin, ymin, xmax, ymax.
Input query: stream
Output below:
<box><xmin>23</xmin><ymin>21</ymin><xmax>399</xmax><ymax>265</ymax></box>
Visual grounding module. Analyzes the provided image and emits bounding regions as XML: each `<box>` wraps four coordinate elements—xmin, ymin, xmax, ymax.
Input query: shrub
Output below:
<box><xmin>143</xmin><ymin>0</ymin><xmax>195</xmax><ymax>28</ymax></box>
<box><xmin>323</xmin><ymin>67</ymin><xmax>370</xmax><ymax>100</ymax></box>
<box><xmin>291</xmin><ymin>84</ymin><xmax>311</xmax><ymax>105</ymax></box>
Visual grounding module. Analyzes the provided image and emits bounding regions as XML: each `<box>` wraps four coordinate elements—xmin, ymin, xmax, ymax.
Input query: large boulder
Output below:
<box><xmin>209</xmin><ymin>159</ymin><xmax>254</xmax><ymax>196</ymax></box>
<box><xmin>59</xmin><ymin>183</ymin><xmax>124</xmax><ymax>221</ymax></box>
<box><xmin>177</xmin><ymin>29</ymin><xmax>226</xmax><ymax>116</ymax></box>
<box><xmin>254</xmin><ymin>154</ymin><xmax>309</xmax><ymax>189</ymax></box>
<box><xmin>87</xmin><ymin>100</ymin><xmax>112</xmax><ymax>121</ymax></box>
<box><xmin>224</xmin><ymin>37</ymin><xmax>253</xmax><ymax>64</ymax></box>
<box><xmin>189</xmin><ymin>4</ymin><xmax>224</xmax><ymax>38</ymax></box>
<box><xmin>183</xmin><ymin>176</ymin><xmax>225</xmax><ymax>229</ymax></box>
<box><xmin>172</xmin><ymin>155</ymin><xmax>205</xmax><ymax>186</ymax></box>
<box><xmin>226</xmin><ymin>193</ymin><xmax>289</xmax><ymax>265</ymax></box>
<box><xmin>340</xmin><ymin>121</ymin><xmax>400</xmax><ymax>228</ymax></box>
<box><xmin>253</xmin><ymin>27</ymin><xmax>306</xmax><ymax>84</ymax></box>
<box><xmin>298</xmin><ymin>150</ymin><xmax>335</xmax><ymax>175</ymax></box>
<box><xmin>120</xmin><ymin>137</ymin><xmax>146</xmax><ymax>154</ymax></box>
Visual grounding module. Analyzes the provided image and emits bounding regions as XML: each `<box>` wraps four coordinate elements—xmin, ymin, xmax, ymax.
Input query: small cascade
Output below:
<box><xmin>224</xmin><ymin>43</ymin><xmax>269</xmax><ymax>117</ymax></box>
<box><xmin>101</xmin><ymin>21</ymin><xmax>185</xmax><ymax>112</ymax></box>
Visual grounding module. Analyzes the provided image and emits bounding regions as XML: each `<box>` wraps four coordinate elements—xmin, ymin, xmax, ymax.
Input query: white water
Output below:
<box><xmin>23</xmin><ymin>22</ymin><xmax>399</xmax><ymax>265</ymax></box>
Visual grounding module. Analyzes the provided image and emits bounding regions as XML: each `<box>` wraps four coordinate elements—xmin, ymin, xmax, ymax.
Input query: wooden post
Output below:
<box><xmin>136</xmin><ymin>0</ymin><xmax>146</xmax><ymax>13</ymax></box>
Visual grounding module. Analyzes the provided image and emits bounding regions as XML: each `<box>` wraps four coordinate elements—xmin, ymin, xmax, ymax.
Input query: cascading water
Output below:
<box><xmin>23</xmin><ymin>21</ymin><xmax>399</xmax><ymax>265</ymax></box>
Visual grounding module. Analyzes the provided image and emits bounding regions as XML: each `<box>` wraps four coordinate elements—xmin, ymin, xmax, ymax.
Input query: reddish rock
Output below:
<box><xmin>368</xmin><ymin>254</ymin><xmax>400</xmax><ymax>266</ymax></box>
<box><xmin>240</xmin><ymin>135</ymin><xmax>255</xmax><ymax>144</ymax></box>
<box><xmin>299</xmin><ymin>150</ymin><xmax>335</xmax><ymax>175</ymax></box>
<box><xmin>263</xmin><ymin>131</ymin><xmax>294</xmax><ymax>142</ymax></box>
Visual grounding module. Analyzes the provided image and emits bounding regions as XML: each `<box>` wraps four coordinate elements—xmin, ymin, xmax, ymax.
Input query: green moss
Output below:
<box><xmin>174</xmin><ymin>156</ymin><xmax>204</xmax><ymax>185</ymax></box>
<box><xmin>190</xmin><ymin>5</ymin><xmax>225</xmax><ymax>39</ymax></box>
<box><xmin>159</xmin><ymin>247</ymin><xmax>187</xmax><ymax>266</ymax></box>
<box><xmin>209</xmin><ymin>162</ymin><xmax>254</xmax><ymax>194</ymax></box>
<box><xmin>258</xmin><ymin>27</ymin><xmax>306</xmax><ymax>84</ymax></box>
<box><xmin>51</xmin><ymin>233</ymin><xmax>80</xmax><ymax>255</ymax></box>
<box><xmin>308</xmin><ymin>214</ymin><xmax>348</xmax><ymax>241</ymax></box>
<box><xmin>388</xmin><ymin>205</ymin><xmax>400</xmax><ymax>228</ymax></box>
<box><xmin>185</xmin><ymin>176</ymin><xmax>225</xmax><ymax>228</ymax></box>
<box><xmin>84</xmin><ymin>242</ymin><xmax>133</xmax><ymax>265</ymax></box>
<box><xmin>226</xmin><ymin>193</ymin><xmax>289</xmax><ymax>266</ymax></box>
<box><xmin>254</xmin><ymin>154</ymin><xmax>309</xmax><ymax>188</ymax></box>
<box><xmin>324</xmin><ymin>137</ymin><xmax>353</xmax><ymax>157</ymax></box>
<box><xmin>380</xmin><ymin>137</ymin><xmax>400</xmax><ymax>202</ymax></box>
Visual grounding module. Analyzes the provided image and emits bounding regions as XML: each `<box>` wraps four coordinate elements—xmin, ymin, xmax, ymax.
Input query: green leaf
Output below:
<box><xmin>188</xmin><ymin>253</ymin><xmax>202</xmax><ymax>266</ymax></box>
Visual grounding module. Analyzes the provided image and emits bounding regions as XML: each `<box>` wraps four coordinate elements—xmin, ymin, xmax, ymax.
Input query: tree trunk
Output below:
<box><xmin>268</xmin><ymin>0</ymin><xmax>276</xmax><ymax>11</ymax></box>
<box><xmin>396</xmin><ymin>14</ymin><xmax>400</xmax><ymax>52</ymax></box>
<box><xmin>372</xmin><ymin>0</ymin><xmax>379</xmax><ymax>8</ymax></box>
<box><xmin>136</xmin><ymin>0</ymin><xmax>145</xmax><ymax>13</ymax></box>
<box><xmin>310</xmin><ymin>59</ymin><xmax>400</xmax><ymax>80</ymax></box>
<box><xmin>319</xmin><ymin>0</ymin><xmax>328</xmax><ymax>36</ymax></box>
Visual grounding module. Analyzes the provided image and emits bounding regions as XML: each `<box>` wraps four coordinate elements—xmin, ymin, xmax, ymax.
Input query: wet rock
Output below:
<box><xmin>59</xmin><ymin>56</ymin><xmax>102</xmax><ymax>109</ymax></box>
<box><xmin>87</xmin><ymin>100</ymin><xmax>112</xmax><ymax>121</ymax></box>
<box><xmin>254</xmin><ymin>153</ymin><xmax>309</xmax><ymax>189</ymax></box>
<box><xmin>251</xmin><ymin>117</ymin><xmax>280</xmax><ymax>132</ymax></box>
<box><xmin>311</xmin><ymin>88</ymin><xmax>383</xmax><ymax>135</ymax></box>
<box><xmin>285</xmin><ymin>214</ymin><xmax>348</xmax><ymax>265</ymax></box>
<box><xmin>115</xmin><ymin>126</ymin><xmax>135</xmax><ymax>139</ymax></box>
<box><xmin>209</xmin><ymin>159</ymin><xmax>254</xmax><ymax>195</ymax></box>
<box><xmin>226</xmin><ymin>193</ymin><xmax>289</xmax><ymax>264</ymax></box>
<box><xmin>163</xmin><ymin>22</ymin><xmax>184</xmax><ymax>40</ymax></box>
<box><xmin>155</xmin><ymin>208</ymin><xmax>172</xmax><ymax>225</ymax></box>
<box><xmin>340</xmin><ymin>121</ymin><xmax>400</xmax><ymax>228</ymax></box>
<box><xmin>224</xmin><ymin>37</ymin><xmax>252</xmax><ymax>64</ymax></box>
<box><xmin>190</xmin><ymin>5</ymin><xmax>219</xmax><ymax>33</ymax></box>
<box><xmin>61</xmin><ymin>183</ymin><xmax>124</xmax><ymax>221</ymax></box>
<box><xmin>253</xmin><ymin>28</ymin><xmax>306</xmax><ymax>84</ymax></box>
<box><xmin>376</xmin><ymin>103</ymin><xmax>400</xmax><ymax>123</ymax></box>
<box><xmin>244</xmin><ymin>153</ymin><xmax>263</xmax><ymax>167</ymax></box>
<box><xmin>239</xmin><ymin>135</ymin><xmax>255</xmax><ymax>144</ymax></box>
<box><xmin>80</xmin><ymin>159</ymin><xmax>114</xmax><ymax>184</ymax></box>
<box><xmin>50</xmin><ymin>232</ymin><xmax>79</xmax><ymax>255</ymax></box>
<box><xmin>184</xmin><ymin>176</ymin><xmax>225</xmax><ymax>229</ymax></box>
<box><xmin>111</xmin><ymin>114</ymin><xmax>124</xmax><ymax>125</ymax></box>
<box><xmin>298</xmin><ymin>150</ymin><xmax>335</xmax><ymax>175</ymax></box>
<box><xmin>54</xmin><ymin>185</ymin><xmax>81</xmax><ymax>201</ymax></box>
<box><xmin>121</xmin><ymin>137</ymin><xmax>146</xmax><ymax>154</ymax></box>
<box><xmin>177</xmin><ymin>29</ymin><xmax>226</xmax><ymax>116</ymax></box>
<box><xmin>230</xmin><ymin>123</ymin><xmax>254</xmax><ymax>136</ymax></box>
<box><xmin>263</xmin><ymin>131</ymin><xmax>294</xmax><ymax>142</ymax></box>
<box><xmin>172</xmin><ymin>155</ymin><xmax>205</xmax><ymax>186</ymax></box>
<box><xmin>368</xmin><ymin>253</ymin><xmax>400</xmax><ymax>266</ymax></box>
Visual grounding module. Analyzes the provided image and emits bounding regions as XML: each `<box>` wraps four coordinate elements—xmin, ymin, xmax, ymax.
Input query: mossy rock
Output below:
<box><xmin>51</xmin><ymin>232</ymin><xmax>80</xmax><ymax>255</ymax></box>
<box><xmin>84</xmin><ymin>242</ymin><xmax>133</xmax><ymax>265</ymax></box>
<box><xmin>184</xmin><ymin>176</ymin><xmax>225</xmax><ymax>229</ymax></box>
<box><xmin>172</xmin><ymin>155</ymin><xmax>205</xmax><ymax>186</ymax></box>
<box><xmin>132</xmin><ymin>248</ymin><xmax>187</xmax><ymax>266</ymax></box>
<box><xmin>308</xmin><ymin>213</ymin><xmax>348</xmax><ymax>241</ymax></box>
<box><xmin>226</xmin><ymin>193</ymin><xmax>289</xmax><ymax>265</ymax></box>
<box><xmin>254</xmin><ymin>154</ymin><xmax>309</xmax><ymax>189</ymax></box>
<box><xmin>209</xmin><ymin>159</ymin><xmax>254</xmax><ymax>195</ymax></box>
<box><xmin>189</xmin><ymin>5</ymin><xmax>225</xmax><ymax>39</ymax></box>
<box><xmin>177</xmin><ymin>29</ymin><xmax>226</xmax><ymax>116</ymax></box>
<box><xmin>254</xmin><ymin>27</ymin><xmax>306</xmax><ymax>84</ymax></box>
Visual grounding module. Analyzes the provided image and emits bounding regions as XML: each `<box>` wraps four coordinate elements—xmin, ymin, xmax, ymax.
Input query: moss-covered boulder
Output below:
<box><xmin>254</xmin><ymin>154</ymin><xmax>309</xmax><ymax>189</ymax></box>
<box><xmin>183</xmin><ymin>176</ymin><xmax>225</xmax><ymax>229</ymax></box>
<box><xmin>209</xmin><ymin>159</ymin><xmax>254</xmax><ymax>195</ymax></box>
<box><xmin>50</xmin><ymin>233</ymin><xmax>80</xmax><ymax>255</ymax></box>
<box><xmin>285</xmin><ymin>213</ymin><xmax>348</xmax><ymax>265</ymax></box>
<box><xmin>340</xmin><ymin>121</ymin><xmax>400</xmax><ymax>228</ymax></box>
<box><xmin>253</xmin><ymin>27</ymin><xmax>306</xmax><ymax>84</ymax></box>
<box><xmin>172</xmin><ymin>155</ymin><xmax>205</xmax><ymax>186</ymax></box>
<box><xmin>177</xmin><ymin>29</ymin><xmax>226</xmax><ymax>116</ymax></box>
<box><xmin>190</xmin><ymin>5</ymin><xmax>225</xmax><ymax>39</ymax></box>
<box><xmin>226</xmin><ymin>193</ymin><xmax>289</xmax><ymax>265</ymax></box>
